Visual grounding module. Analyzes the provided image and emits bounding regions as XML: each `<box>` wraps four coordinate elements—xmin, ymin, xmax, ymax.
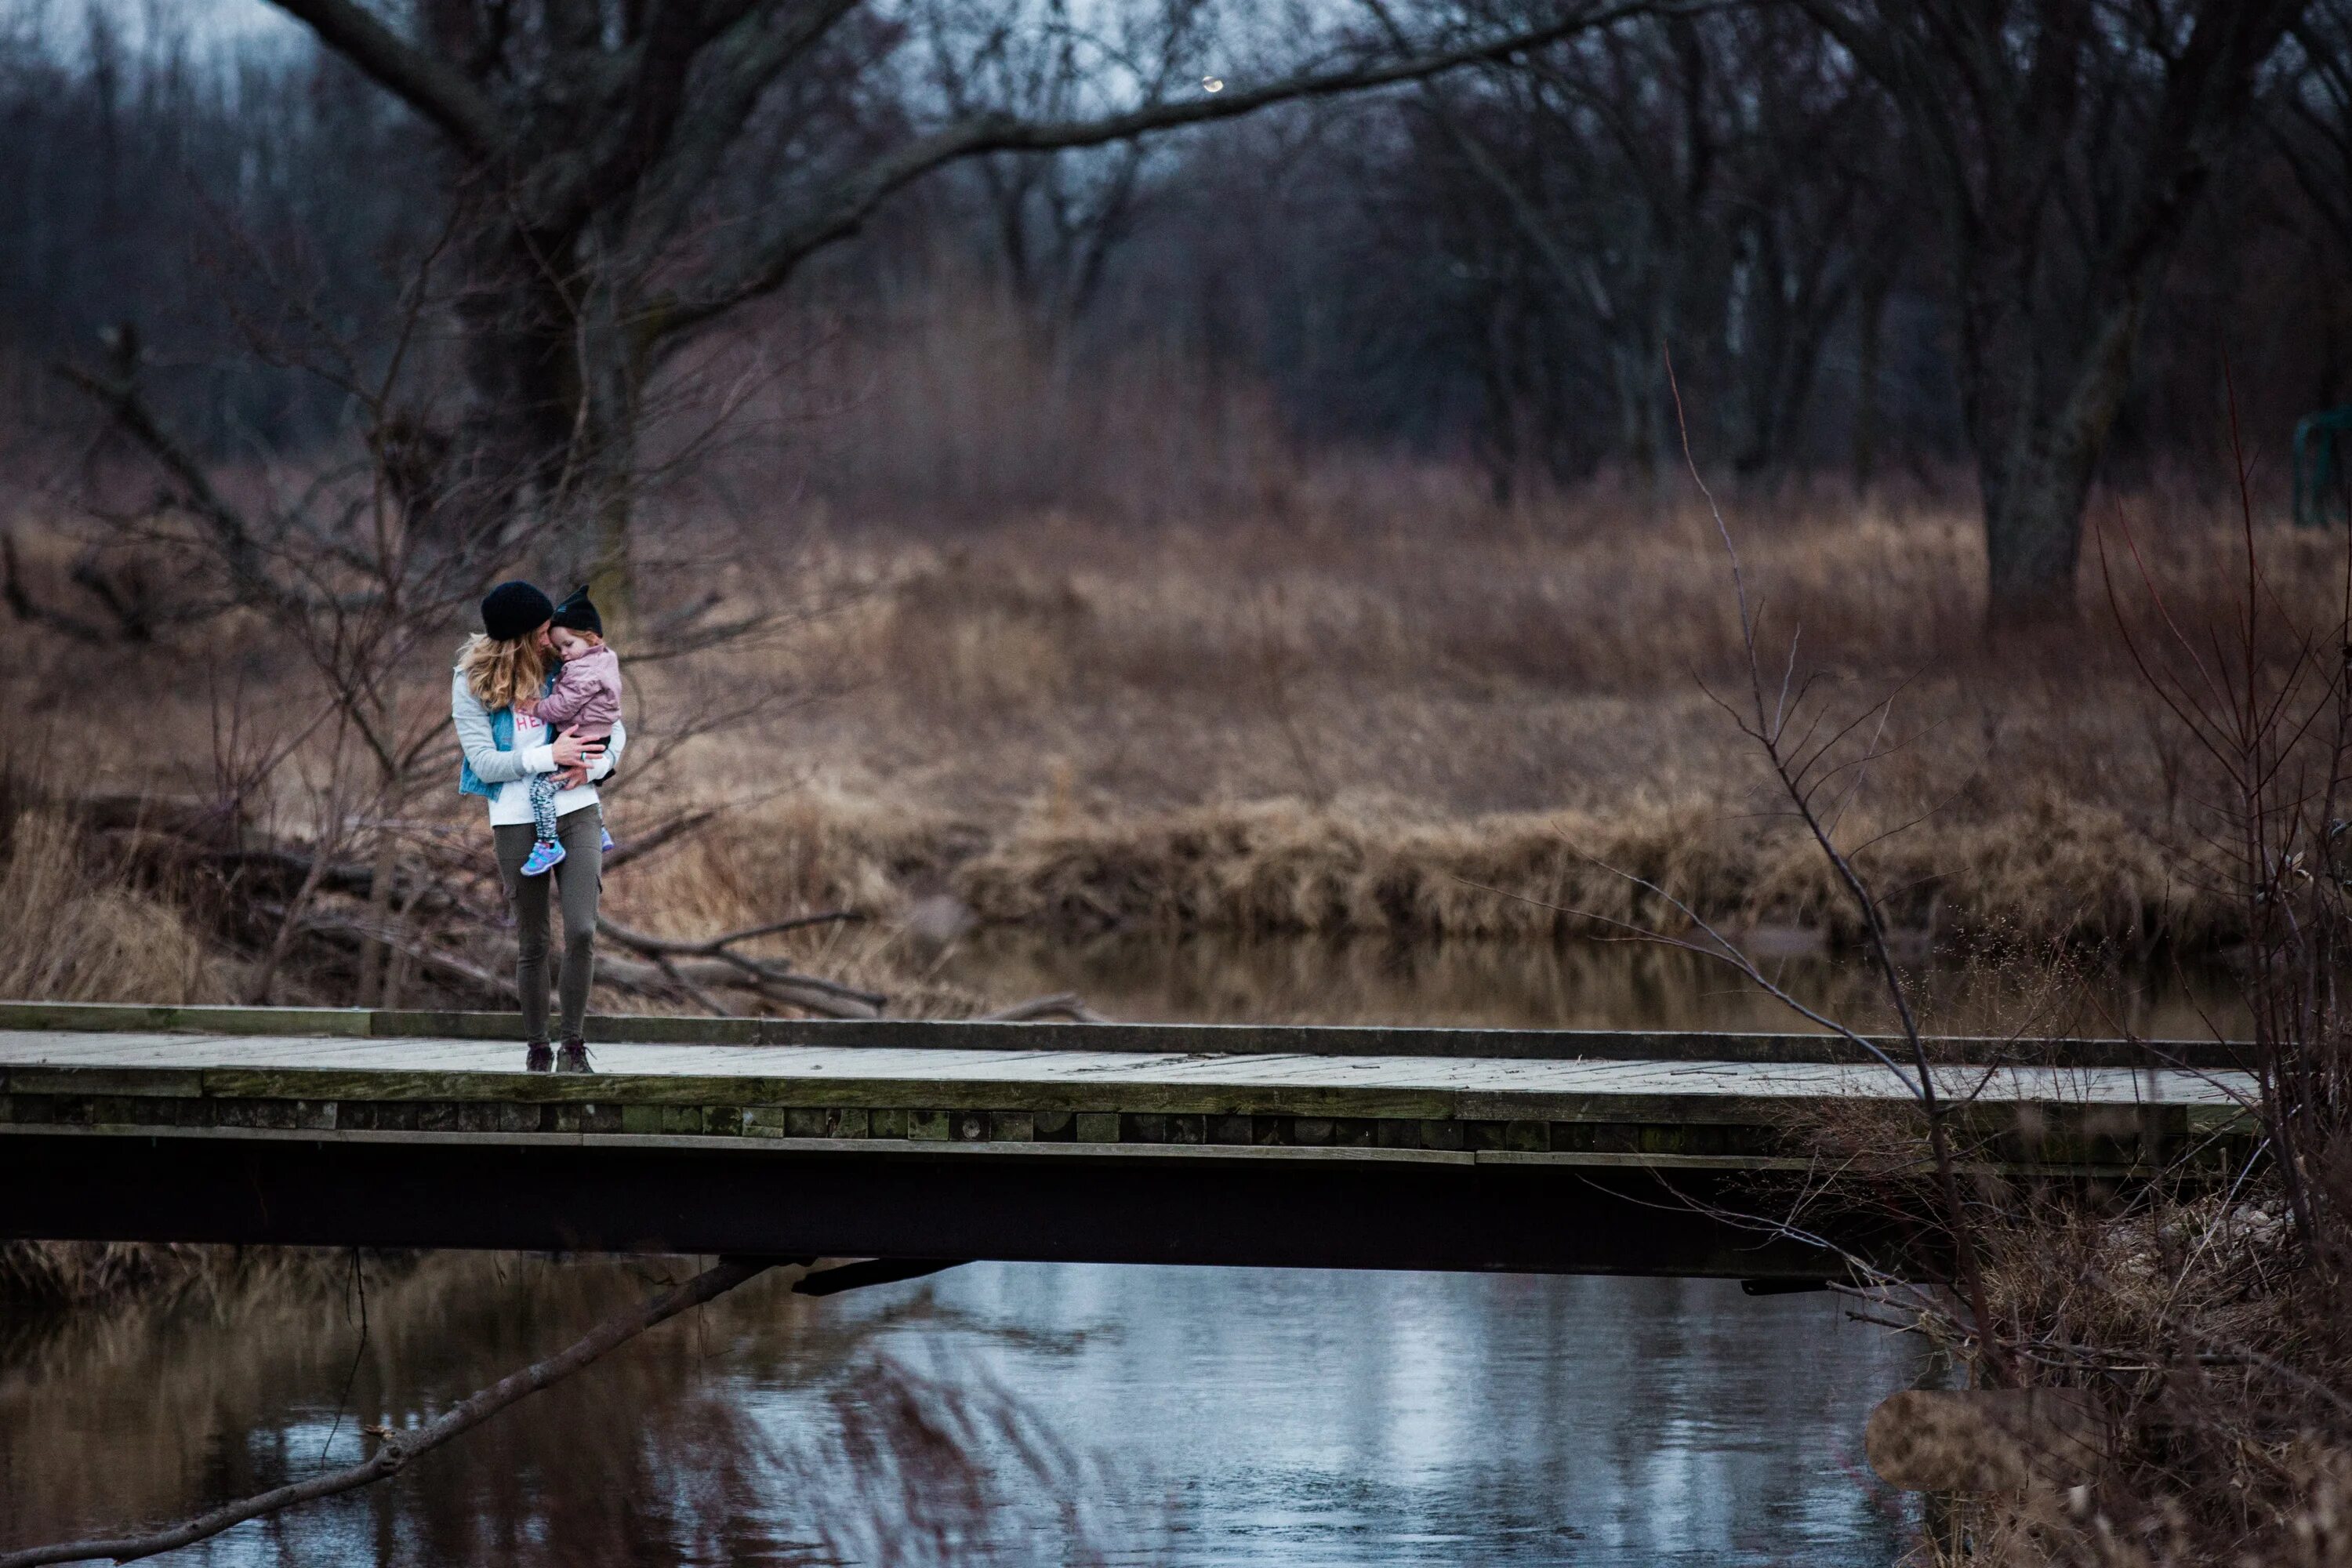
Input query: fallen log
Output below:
<box><xmin>593</xmin><ymin>951</ymin><xmax>884</xmax><ymax>1020</ymax></box>
<box><xmin>268</xmin><ymin>906</ymin><xmax>514</xmax><ymax>1001</ymax></box>
<box><xmin>979</xmin><ymin>992</ymin><xmax>1110</xmax><ymax>1023</ymax></box>
<box><xmin>597</xmin><ymin>916</ymin><xmax>887</xmax><ymax>1012</ymax></box>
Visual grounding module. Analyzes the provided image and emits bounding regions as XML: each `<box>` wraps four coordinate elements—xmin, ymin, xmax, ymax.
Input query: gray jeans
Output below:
<box><xmin>494</xmin><ymin>805</ymin><xmax>603</xmax><ymax>1044</ymax></box>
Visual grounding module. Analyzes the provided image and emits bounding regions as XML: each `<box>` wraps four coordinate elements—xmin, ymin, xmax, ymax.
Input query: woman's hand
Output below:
<box><xmin>550</xmin><ymin>728</ymin><xmax>604</xmax><ymax>788</ymax></box>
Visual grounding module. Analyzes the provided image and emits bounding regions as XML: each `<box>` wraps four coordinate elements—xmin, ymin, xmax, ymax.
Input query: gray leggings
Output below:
<box><xmin>494</xmin><ymin>806</ymin><xmax>603</xmax><ymax>1044</ymax></box>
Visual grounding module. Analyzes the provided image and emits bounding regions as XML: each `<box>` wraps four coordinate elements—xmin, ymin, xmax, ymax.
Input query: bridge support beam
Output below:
<box><xmin>0</xmin><ymin>1131</ymin><xmax>1860</xmax><ymax>1279</ymax></box>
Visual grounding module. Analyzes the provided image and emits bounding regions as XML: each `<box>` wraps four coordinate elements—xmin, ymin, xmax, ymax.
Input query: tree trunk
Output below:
<box><xmin>1971</xmin><ymin>289</ymin><xmax>2151</xmax><ymax>626</ymax></box>
<box><xmin>437</xmin><ymin>212</ymin><xmax>647</xmax><ymax>623</ymax></box>
<box><xmin>1982</xmin><ymin>459</ymin><xmax>2092</xmax><ymax>624</ymax></box>
<box><xmin>1851</xmin><ymin>269</ymin><xmax>1889</xmax><ymax>492</ymax></box>
<box><xmin>354</xmin><ymin>833</ymin><xmax>397</xmax><ymax>1006</ymax></box>
<box><xmin>441</xmin><ymin>222</ymin><xmax>583</xmax><ymax>549</ymax></box>
<box><xmin>575</xmin><ymin>214</ymin><xmax>645</xmax><ymax>628</ymax></box>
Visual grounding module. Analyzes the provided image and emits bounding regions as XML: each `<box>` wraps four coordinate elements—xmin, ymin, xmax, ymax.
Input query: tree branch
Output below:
<box><xmin>263</xmin><ymin>0</ymin><xmax>510</xmax><ymax>158</ymax></box>
<box><xmin>655</xmin><ymin>0</ymin><xmax>1689</xmax><ymax>339</ymax></box>
<box><xmin>49</xmin><ymin>361</ymin><xmax>303</xmax><ymax>617</ymax></box>
<box><xmin>597</xmin><ymin>915</ymin><xmax>889</xmax><ymax>1014</ymax></box>
<box><xmin>606</xmin><ymin>909</ymin><xmax>867</xmax><ymax>954</ymax></box>
<box><xmin>630</xmin><ymin>0</ymin><xmax>866</xmax><ymax>256</ymax></box>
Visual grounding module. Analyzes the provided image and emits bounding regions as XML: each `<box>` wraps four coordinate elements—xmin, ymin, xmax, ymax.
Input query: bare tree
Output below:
<box><xmin>919</xmin><ymin>0</ymin><xmax>1209</xmax><ymax>324</ymax></box>
<box><xmin>254</xmin><ymin>0</ymin><xmax>1686</xmax><ymax>619</ymax></box>
<box><xmin>1797</xmin><ymin>0</ymin><xmax>2314</xmax><ymax>627</ymax></box>
<box><xmin>1356</xmin><ymin>4</ymin><xmax>1901</xmax><ymax>494</ymax></box>
<box><xmin>2272</xmin><ymin>0</ymin><xmax>2352</xmax><ymax>263</ymax></box>
<box><xmin>33</xmin><ymin>220</ymin><xmax>546</xmax><ymax>1004</ymax></box>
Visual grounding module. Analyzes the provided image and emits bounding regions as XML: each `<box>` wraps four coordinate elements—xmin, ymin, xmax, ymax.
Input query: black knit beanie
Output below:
<box><xmin>550</xmin><ymin>585</ymin><xmax>603</xmax><ymax>637</ymax></box>
<box><xmin>481</xmin><ymin>580</ymin><xmax>554</xmax><ymax>642</ymax></box>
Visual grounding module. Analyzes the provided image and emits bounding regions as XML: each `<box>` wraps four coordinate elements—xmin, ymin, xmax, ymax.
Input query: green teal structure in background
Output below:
<box><xmin>2296</xmin><ymin>405</ymin><xmax>2352</xmax><ymax>526</ymax></box>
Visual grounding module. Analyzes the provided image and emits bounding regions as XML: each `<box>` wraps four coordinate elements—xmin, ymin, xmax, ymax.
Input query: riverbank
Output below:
<box><xmin>624</xmin><ymin>784</ymin><xmax>2194</xmax><ymax>955</ymax></box>
<box><xmin>599</xmin><ymin>495</ymin><xmax>2307</xmax><ymax>967</ymax></box>
<box><xmin>2</xmin><ymin>492</ymin><xmax>2325</xmax><ymax>1012</ymax></box>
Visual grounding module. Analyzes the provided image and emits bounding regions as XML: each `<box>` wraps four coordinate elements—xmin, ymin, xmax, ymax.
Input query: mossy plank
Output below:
<box><xmin>0</xmin><ymin>1003</ymin><xmax>292</xmax><ymax>1035</ymax></box>
<box><xmin>555</xmin><ymin>1103</ymin><xmax>622</xmax><ymax>1134</ymax></box>
<box><xmin>779</xmin><ymin>1107</ymin><xmax>869</xmax><ymax>1139</ymax></box>
<box><xmin>1461</xmin><ymin>1091</ymin><xmax>1804</xmax><ymax>1125</ymax></box>
<box><xmin>1418</xmin><ymin>1120</ymin><xmax>1465</xmax><ymax>1151</ymax></box>
<box><xmin>6</xmin><ymin>1065</ymin><xmax>208</xmax><ymax>1098</ymax></box>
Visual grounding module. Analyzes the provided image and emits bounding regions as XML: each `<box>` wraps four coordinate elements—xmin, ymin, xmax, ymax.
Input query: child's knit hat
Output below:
<box><xmin>551</xmin><ymin>585</ymin><xmax>602</xmax><ymax>637</ymax></box>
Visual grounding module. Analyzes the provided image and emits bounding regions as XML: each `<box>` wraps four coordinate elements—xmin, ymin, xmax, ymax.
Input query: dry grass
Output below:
<box><xmin>5</xmin><ymin>485</ymin><xmax>2313</xmax><ymax>969</ymax></box>
<box><xmin>0</xmin><ymin>810</ymin><xmax>226</xmax><ymax>1005</ymax></box>
<box><xmin>590</xmin><ymin>488</ymin><xmax>2320</xmax><ymax>959</ymax></box>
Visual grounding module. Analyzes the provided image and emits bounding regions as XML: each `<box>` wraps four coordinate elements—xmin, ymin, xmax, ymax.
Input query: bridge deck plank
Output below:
<box><xmin>0</xmin><ymin>1029</ymin><xmax>2248</xmax><ymax>1105</ymax></box>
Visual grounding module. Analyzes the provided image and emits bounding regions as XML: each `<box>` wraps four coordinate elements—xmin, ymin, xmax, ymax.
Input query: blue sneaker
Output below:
<box><xmin>600</xmin><ymin>826</ymin><xmax>615</xmax><ymax>854</ymax></box>
<box><xmin>519</xmin><ymin>838</ymin><xmax>566</xmax><ymax>877</ymax></box>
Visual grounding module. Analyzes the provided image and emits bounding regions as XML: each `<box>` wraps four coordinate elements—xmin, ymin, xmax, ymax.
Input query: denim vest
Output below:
<box><xmin>456</xmin><ymin>670</ymin><xmax>558</xmax><ymax>799</ymax></box>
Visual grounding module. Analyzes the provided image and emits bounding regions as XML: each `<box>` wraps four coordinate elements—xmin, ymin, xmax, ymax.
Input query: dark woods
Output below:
<box><xmin>0</xmin><ymin>0</ymin><xmax>2348</xmax><ymax>629</ymax></box>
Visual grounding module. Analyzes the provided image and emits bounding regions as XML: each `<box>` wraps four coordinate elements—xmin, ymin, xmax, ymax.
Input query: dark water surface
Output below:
<box><xmin>1</xmin><ymin>1259</ymin><xmax>1926</xmax><ymax>1566</ymax></box>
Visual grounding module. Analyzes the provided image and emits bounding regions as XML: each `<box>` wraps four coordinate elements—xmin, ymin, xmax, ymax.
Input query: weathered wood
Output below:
<box><xmin>0</xmin><ymin>1018</ymin><xmax>2259</xmax><ymax>1279</ymax></box>
<box><xmin>0</xmin><ymin>1001</ymin><xmax>2249</xmax><ymax>1069</ymax></box>
<box><xmin>0</xmin><ymin>1029</ymin><xmax>2252</xmax><ymax>1226</ymax></box>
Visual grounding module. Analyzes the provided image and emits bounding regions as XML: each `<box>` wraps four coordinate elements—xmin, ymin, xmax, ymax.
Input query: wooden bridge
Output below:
<box><xmin>0</xmin><ymin>1003</ymin><xmax>2252</xmax><ymax>1282</ymax></box>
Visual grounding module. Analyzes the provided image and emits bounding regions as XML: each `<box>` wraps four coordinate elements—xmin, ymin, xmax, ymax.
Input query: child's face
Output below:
<box><xmin>550</xmin><ymin>626</ymin><xmax>597</xmax><ymax>660</ymax></box>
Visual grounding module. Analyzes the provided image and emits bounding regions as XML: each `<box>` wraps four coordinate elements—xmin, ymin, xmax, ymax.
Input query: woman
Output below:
<box><xmin>452</xmin><ymin>580</ymin><xmax>626</xmax><ymax>1071</ymax></box>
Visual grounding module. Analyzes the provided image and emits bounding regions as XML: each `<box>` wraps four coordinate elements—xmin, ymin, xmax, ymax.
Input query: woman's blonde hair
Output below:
<box><xmin>458</xmin><ymin>631</ymin><xmax>546</xmax><ymax>713</ymax></box>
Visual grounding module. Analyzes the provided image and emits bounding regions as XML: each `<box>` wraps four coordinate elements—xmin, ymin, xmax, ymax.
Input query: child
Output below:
<box><xmin>517</xmin><ymin>586</ymin><xmax>622</xmax><ymax>876</ymax></box>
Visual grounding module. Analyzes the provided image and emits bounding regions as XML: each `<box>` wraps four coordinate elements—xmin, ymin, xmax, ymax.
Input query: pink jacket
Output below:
<box><xmin>535</xmin><ymin>644</ymin><xmax>622</xmax><ymax>739</ymax></box>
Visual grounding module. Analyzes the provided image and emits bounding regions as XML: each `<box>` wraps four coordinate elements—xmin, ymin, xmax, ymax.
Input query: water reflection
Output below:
<box><xmin>1</xmin><ymin>1258</ymin><xmax>1926</xmax><ymax>1566</ymax></box>
<box><xmin>942</xmin><ymin>927</ymin><xmax>2249</xmax><ymax>1039</ymax></box>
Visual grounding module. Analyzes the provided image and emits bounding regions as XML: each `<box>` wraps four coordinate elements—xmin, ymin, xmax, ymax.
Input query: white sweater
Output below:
<box><xmin>449</xmin><ymin>667</ymin><xmax>626</xmax><ymax>829</ymax></box>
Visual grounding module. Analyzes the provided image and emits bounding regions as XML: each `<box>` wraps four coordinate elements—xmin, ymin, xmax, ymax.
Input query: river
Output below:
<box><xmin>9</xmin><ymin>935</ymin><xmax>2172</xmax><ymax>1565</ymax></box>
<box><xmin>1</xmin><ymin>1258</ymin><xmax>1927</xmax><ymax>1565</ymax></box>
<box><xmin>940</xmin><ymin>926</ymin><xmax>2245</xmax><ymax>1038</ymax></box>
